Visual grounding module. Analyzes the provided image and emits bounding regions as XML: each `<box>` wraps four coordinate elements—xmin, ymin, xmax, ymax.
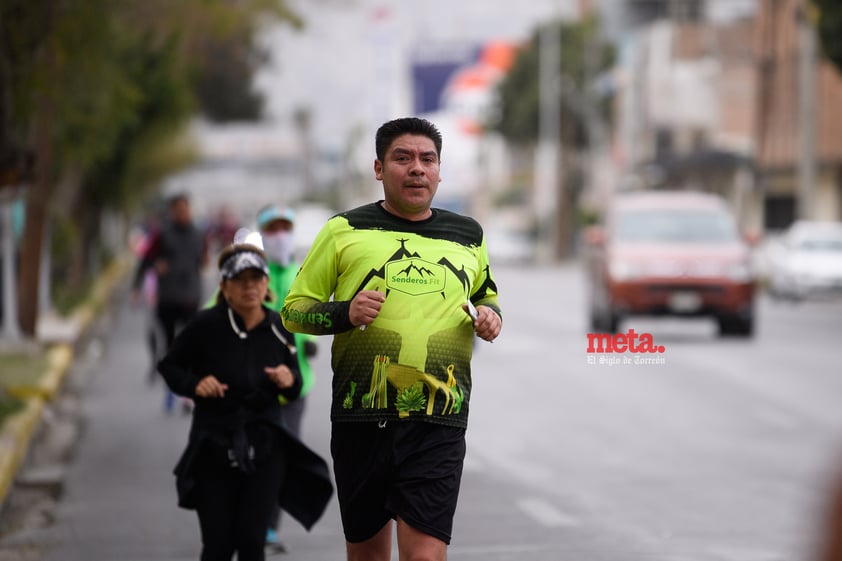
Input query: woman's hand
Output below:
<box><xmin>195</xmin><ymin>375</ymin><xmax>228</xmax><ymax>398</ymax></box>
<box><xmin>265</xmin><ymin>364</ymin><xmax>295</xmax><ymax>389</ymax></box>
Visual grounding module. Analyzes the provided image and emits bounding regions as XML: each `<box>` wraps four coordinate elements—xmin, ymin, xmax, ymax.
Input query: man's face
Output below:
<box><xmin>170</xmin><ymin>199</ymin><xmax>191</xmax><ymax>225</ymax></box>
<box><xmin>374</xmin><ymin>134</ymin><xmax>440</xmax><ymax>220</ymax></box>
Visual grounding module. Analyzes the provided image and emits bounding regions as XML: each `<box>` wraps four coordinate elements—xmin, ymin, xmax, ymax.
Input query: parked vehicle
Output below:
<box><xmin>766</xmin><ymin>220</ymin><xmax>842</xmax><ymax>301</ymax></box>
<box><xmin>583</xmin><ymin>190</ymin><xmax>756</xmax><ymax>336</ymax></box>
<box><xmin>485</xmin><ymin>228</ymin><xmax>535</xmax><ymax>265</ymax></box>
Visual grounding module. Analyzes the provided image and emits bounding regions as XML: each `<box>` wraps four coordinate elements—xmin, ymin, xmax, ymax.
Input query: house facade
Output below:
<box><xmin>609</xmin><ymin>0</ymin><xmax>842</xmax><ymax>231</ymax></box>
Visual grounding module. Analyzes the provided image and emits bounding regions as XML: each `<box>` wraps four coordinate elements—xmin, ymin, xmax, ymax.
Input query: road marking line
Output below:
<box><xmin>449</xmin><ymin>543</ymin><xmax>565</xmax><ymax>556</ymax></box>
<box><xmin>517</xmin><ymin>498</ymin><xmax>580</xmax><ymax>527</ymax></box>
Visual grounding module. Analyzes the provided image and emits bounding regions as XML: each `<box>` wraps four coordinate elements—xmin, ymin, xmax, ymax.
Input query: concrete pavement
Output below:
<box><xmin>0</xmin><ymin>257</ymin><xmax>132</xmax><ymax>522</ymax></box>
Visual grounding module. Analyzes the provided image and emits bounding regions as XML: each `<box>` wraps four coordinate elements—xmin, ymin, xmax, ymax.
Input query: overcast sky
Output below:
<box><xmin>255</xmin><ymin>0</ymin><xmax>757</xmax><ymax>155</ymax></box>
<box><xmin>255</xmin><ymin>0</ymin><xmax>579</xmax><ymax>153</ymax></box>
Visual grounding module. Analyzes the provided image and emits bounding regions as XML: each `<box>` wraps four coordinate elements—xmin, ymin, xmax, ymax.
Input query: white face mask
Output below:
<box><xmin>261</xmin><ymin>231</ymin><xmax>295</xmax><ymax>265</ymax></box>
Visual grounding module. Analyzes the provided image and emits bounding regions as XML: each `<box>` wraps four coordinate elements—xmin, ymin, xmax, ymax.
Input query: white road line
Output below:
<box><xmin>517</xmin><ymin>497</ymin><xmax>581</xmax><ymax>527</ymax></box>
<box><xmin>448</xmin><ymin>543</ymin><xmax>566</xmax><ymax>556</ymax></box>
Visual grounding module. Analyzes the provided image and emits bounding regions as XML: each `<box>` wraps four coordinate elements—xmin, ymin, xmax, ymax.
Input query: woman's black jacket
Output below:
<box><xmin>158</xmin><ymin>302</ymin><xmax>333</xmax><ymax>531</ymax></box>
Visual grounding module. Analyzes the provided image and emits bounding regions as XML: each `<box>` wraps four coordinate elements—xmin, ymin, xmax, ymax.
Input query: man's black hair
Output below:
<box><xmin>168</xmin><ymin>192</ymin><xmax>190</xmax><ymax>206</ymax></box>
<box><xmin>375</xmin><ymin>117</ymin><xmax>442</xmax><ymax>162</ymax></box>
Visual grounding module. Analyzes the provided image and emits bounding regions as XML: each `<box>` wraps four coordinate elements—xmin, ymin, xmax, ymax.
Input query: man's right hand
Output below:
<box><xmin>349</xmin><ymin>289</ymin><xmax>385</xmax><ymax>329</ymax></box>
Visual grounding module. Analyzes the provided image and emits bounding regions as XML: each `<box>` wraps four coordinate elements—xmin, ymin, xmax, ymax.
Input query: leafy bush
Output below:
<box><xmin>0</xmin><ymin>388</ymin><xmax>23</xmax><ymax>425</ymax></box>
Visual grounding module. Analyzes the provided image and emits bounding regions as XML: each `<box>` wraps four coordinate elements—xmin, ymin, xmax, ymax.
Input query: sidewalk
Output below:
<box><xmin>0</xmin><ymin>257</ymin><xmax>131</xmax><ymax>547</ymax></box>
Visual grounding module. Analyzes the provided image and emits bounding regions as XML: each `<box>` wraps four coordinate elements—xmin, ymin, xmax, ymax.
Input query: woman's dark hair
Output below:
<box><xmin>375</xmin><ymin>117</ymin><xmax>442</xmax><ymax>162</ymax></box>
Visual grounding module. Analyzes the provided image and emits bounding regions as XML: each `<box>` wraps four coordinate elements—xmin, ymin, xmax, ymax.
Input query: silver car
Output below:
<box><xmin>767</xmin><ymin>221</ymin><xmax>842</xmax><ymax>300</ymax></box>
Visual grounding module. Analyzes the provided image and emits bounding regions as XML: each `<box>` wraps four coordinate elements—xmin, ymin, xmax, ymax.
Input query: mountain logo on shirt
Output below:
<box><xmin>386</xmin><ymin>258</ymin><xmax>445</xmax><ymax>296</ymax></box>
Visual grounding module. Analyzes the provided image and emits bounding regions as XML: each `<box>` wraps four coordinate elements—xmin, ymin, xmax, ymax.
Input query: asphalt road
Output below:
<box><xmin>3</xmin><ymin>261</ymin><xmax>842</xmax><ymax>561</ymax></box>
<box><xmin>465</xmin><ymin>264</ymin><xmax>842</xmax><ymax>561</ymax></box>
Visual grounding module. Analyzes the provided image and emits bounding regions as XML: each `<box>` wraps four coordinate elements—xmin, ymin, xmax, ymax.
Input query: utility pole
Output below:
<box><xmin>293</xmin><ymin>107</ymin><xmax>314</xmax><ymax>195</ymax></box>
<box><xmin>534</xmin><ymin>19</ymin><xmax>561</xmax><ymax>261</ymax></box>
<box><xmin>797</xmin><ymin>2</ymin><xmax>817</xmax><ymax>221</ymax></box>
<box><xmin>754</xmin><ymin>0</ymin><xmax>779</xmax><ymax>227</ymax></box>
<box><xmin>1</xmin><ymin>188</ymin><xmax>21</xmax><ymax>341</ymax></box>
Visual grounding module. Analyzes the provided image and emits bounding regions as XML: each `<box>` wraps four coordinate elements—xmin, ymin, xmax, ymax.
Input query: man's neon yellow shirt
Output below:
<box><xmin>281</xmin><ymin>202</ymin><xmax>501</xmax><ymax>428</ymax></box>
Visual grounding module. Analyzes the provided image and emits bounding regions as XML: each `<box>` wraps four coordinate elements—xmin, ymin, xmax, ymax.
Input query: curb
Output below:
<box><xmin>0</xmin><ymin>397</ymin><xmax>45</xmax><ymax>511</ymax></box>
<box><xmin>5</xmin><ymin>344</ymin><xmax>73</xmax><ymax>402</ymax></box>
<box><xmin>0</xmin><ymin>254</ymin><xmax>133</xmax><ymax>511</ymax></box>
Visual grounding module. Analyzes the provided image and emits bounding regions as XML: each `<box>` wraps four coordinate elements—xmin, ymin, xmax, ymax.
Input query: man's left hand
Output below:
<box><xmin>473</xmin><ymin>305</ymin><xmax>501</xmax><ymax>343</ymax></box>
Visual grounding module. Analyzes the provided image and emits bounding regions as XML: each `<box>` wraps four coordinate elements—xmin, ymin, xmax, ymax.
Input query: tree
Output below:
<box><xmin>179</xmin><ymin>0</ymin><xmax>302</xmax><ymax>122</ymax></box>
<box><xmin>55</xmin><ymin>31</ymin><xmax>198</xmax><ymax>291</ymax></box>
<box><xmin>0</xmin><ymin>0</ymin><xmax>302</xmax><ymax>336</ymax></box>
<box><xmin>813</xmin><ymin>0</ymin><xmax>842</xmax><ymax>73</ymax></box>
<box><xmin>492</xmin><ymin>16</ymin><xmax>614</xmax><ymax>149</ymax></box>
<box><xmin>490</xmin><ymin>16</ymin><xmax>614</xmax><ymax>257</ymax></box>
<box><xmin>192</xmin><ymin>32</ymin><xmax>267</xmax><ymax>122</ymax></box>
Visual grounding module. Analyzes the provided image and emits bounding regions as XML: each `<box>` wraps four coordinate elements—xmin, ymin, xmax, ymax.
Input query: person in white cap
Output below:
<box><xmin>158</xmin><ymin>242</ymin><xmax>333</xmax><ymax>561</ymax></box>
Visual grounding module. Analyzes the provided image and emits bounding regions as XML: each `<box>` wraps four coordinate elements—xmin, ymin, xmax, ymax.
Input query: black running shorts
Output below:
<box><xmin>330</xmin><ymin>420</ymin><xmax>467</xmax><ymax>544</ymax></box>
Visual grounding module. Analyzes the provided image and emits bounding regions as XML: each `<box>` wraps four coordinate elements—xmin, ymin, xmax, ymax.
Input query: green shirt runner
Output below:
<box><xmin>282</xmin><ymin>201</ymin><xmax>501</xmax><ymax>429</ymax></box>
<box><xmin>267</xmin><ymin>260</ymin><xmax>317</xmax><ymax>402</ymax></box>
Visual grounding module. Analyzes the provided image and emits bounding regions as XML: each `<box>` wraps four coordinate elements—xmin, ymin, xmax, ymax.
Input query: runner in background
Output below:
<box><xmin>256</xmin><ymin>205</ymin><xmax>319</xmax><ymax>554</ymax></box>
<box><xmin>132</xmin><ymin>193</ymin><xmax>208</xmax><ymax>414</ymax></box>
